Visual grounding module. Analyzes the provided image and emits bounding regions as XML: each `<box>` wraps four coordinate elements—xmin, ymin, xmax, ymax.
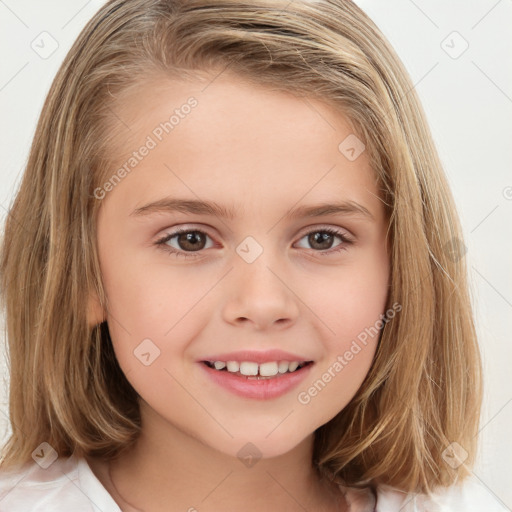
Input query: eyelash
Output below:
<box><xmin>154</xmin><ymin>226</ymin><xmax>354</xmax><ymax>260</ymax></box>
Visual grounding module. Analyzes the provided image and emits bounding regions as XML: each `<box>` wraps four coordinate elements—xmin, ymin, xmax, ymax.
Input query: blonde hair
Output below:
<box><xmin>0</xmin><ymin>0</ymin><xmax>482</xmax><ymax>495</ymax></box>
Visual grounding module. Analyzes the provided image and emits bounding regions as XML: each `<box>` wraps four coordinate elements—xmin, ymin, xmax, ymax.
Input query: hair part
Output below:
<box><xmin>0</xmin><ymin>0</ymin><xmax>482</xmax><ymax>495</ymax></box>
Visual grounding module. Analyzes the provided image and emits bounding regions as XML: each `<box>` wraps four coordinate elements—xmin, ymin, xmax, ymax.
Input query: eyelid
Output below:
<box><xmin>155</xmin><ymin>223</ymin><xmax>216</xmax><ymax>240</ymax></box>
<box><xmin>295</xmin><ymin>223</ymin><xmax>355</xmax><ymax>241</ymax></box>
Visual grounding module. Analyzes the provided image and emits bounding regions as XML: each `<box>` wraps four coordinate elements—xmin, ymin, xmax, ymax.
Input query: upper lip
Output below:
<box><xmin>199</xmin><ymin>349</ymin><xmax>314</xmax><ymax>364</ymax></box>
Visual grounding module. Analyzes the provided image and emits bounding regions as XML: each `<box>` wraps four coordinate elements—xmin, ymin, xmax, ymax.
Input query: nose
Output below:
<box><xmin>221</xmin><ymin>255</ymin><xmax>300</xmax><ymax>331</ymax></box>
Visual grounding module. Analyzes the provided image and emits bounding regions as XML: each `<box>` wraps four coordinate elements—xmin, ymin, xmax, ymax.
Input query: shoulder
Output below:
<box><xmin>375</xmin><ymin>476</ymin><xmax>508</xmax><ymax>512</ymax></box>
<box><xmin>0</xmin><ymin>454</ymin><xmax>120</xmax><ymax>512</ymax></box>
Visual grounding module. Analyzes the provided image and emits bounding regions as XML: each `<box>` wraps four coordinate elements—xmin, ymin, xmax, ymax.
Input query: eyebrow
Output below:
<box><xmin>130</xmin><ymin>197</ymin><xmax>374</xmax><ymax>221</ymax></box>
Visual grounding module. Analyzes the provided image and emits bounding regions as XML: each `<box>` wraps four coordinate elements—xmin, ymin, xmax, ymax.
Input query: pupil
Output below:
<box><xmin>178</xmin><ymin>232</ymin><xmax>205</xmax><ymax>251</ymax></box>
<box><xmin>309</xmin><ymin>232</ymin><xmax>333</xmax><ymax>250</ymax></box>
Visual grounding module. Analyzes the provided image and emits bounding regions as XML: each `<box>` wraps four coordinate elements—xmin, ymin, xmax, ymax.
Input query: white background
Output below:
<box><xmin>0</xmin><ymin>0</ymin><xmax>511</xmax><ymax>508</ymax></box>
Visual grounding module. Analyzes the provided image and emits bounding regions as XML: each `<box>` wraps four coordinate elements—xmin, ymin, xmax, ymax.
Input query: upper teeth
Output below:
<box><xmin>211</xmin><ymin>360</ymin><xmax>306</xmax><ymax>376</ymax></box>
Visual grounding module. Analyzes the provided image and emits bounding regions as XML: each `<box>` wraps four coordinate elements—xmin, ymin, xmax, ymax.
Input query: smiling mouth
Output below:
<box><xmin>202</xmin><ymin>360</ymin><xmax>314</xmax><ymax>379</ymax></box>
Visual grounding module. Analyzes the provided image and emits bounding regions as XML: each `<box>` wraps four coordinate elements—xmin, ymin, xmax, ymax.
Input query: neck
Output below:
<box><xmin>93</xmin><ymin>401</ymin><xmax>344</xmax><ymax>512</ymax></box>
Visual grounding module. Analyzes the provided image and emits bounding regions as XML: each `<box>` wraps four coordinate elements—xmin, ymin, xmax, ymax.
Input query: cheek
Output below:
<box><xmin>313</xmin><ymin>249</ymin><xmax>389</xmax><ymax>346</ymax></box>
<box><xmin>101</xmin><ymin>266</ymin><xmax>207</xmax><ymax>407</ymax></box>
<box><xmin>296</xmin><ymin>249</ymin><xmax>389</xmax><ymax>411</ymax></box>
<box><xmin>100</xmin><ymin>237</ymin><xmax>209</xmax><ymax>333</ymax></box>
<box><xmin>100</xmin><ymin>250</ymin><xmax>219</xmax><ymax>387</ymax></box>
<box><xmin>275</xmin><ymin>251</ymin><xmax>389</xmax><ymax>435</ymax></box>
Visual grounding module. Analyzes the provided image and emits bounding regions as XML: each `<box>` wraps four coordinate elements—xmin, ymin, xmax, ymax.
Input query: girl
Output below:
<box><xmin>0</xmin><ymin>0</ymin><xmax>502</xmax><ymax>510</ymax></box>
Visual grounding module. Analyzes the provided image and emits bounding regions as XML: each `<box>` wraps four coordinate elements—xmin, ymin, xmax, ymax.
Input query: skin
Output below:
<box><xmin>87</xmin><ymin>69</ymin><xmax>390</xmax><ymax>512</ymax></box>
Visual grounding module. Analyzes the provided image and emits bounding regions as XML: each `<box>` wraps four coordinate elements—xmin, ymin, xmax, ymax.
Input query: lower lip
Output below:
<box><xmin>199</xmin><ymin>363</ymin><xmax>314</xmax><ymax>400</ymax></box>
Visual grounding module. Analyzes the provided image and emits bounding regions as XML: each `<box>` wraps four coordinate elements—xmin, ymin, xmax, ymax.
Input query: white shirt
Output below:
<box><xmin>0</xmin><ymin>454</ymin><xmax>507</xmax><ymax>511</ymax></box>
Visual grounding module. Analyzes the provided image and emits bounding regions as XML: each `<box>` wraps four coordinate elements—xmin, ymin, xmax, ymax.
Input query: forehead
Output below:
<box><xmin>98</xmin><ymin>70</ymin><xmax>381</xmax><ymax>220</ymax></box>
<box><xmin>106</xmin><ymin>69</ymin><xmax>362</xmax><ymax>161</ymax></box>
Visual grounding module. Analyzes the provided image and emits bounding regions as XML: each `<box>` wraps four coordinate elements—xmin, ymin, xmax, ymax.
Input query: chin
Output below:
<box><xmin>204</xmin><ymin>428</ymin><xmax>310</xmax><ymax>462</ymax></box>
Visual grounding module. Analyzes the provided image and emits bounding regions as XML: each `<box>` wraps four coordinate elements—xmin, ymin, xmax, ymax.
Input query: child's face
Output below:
<box><xmin>92</xmin><ymin>71</ymin><xmax>390</xmax><ymax>459</ymax></box>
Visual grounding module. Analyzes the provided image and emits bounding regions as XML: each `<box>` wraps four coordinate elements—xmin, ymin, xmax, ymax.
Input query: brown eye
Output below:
<box><xmin>175</xmin><ymin>231</ymin><xmax>207</xmax><ymax>251</ymax></box>
<box><xmin>295</xmin><ymin>228</ymin><xmax>351</xmax><ymax>252</ymax></box>
<box><xmin>307</xmin><ymin>232</ymin><xmax>336</xmax><ymax>250</ymax></box>
<box><xmin>158</xmin><ymin>229</ymin><xmax>214</xmax><ymax>255</ymax></box>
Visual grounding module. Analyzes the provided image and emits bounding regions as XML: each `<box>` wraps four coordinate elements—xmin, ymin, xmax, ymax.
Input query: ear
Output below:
<box><xmin>87</xmin><ymin>289</ymin><xmax>106</xmax><ymax>327</ymax></box>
